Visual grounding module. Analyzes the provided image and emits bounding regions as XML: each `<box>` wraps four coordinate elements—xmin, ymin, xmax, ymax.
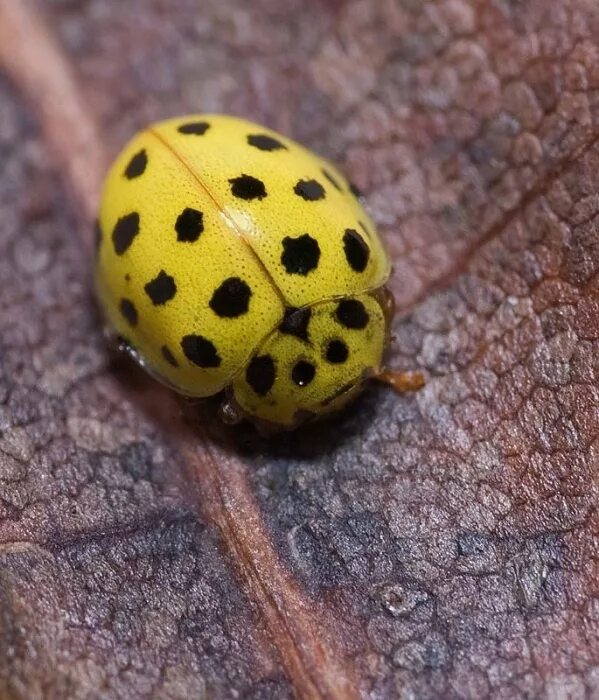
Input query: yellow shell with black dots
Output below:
<box><xmin>96</xmin><ymin>114</ymin><xmax>393</xmax><ymax>428</ymax></box>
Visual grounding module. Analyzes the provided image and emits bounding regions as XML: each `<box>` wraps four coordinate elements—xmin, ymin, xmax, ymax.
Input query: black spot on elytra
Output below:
<box><xmin>294</xmin><ymin>179</ymin><xmax>325</xmax><ymax>201</ymax></box>
<box><xmin>119</xmin><ymin>298</ymin><xmax>138</xmax><ymax>327</ymax></box>
<box><xmin>247</xmin><ymin>134</ymin><xmax>287</xmax><ymax>151</ymax></box>
<box><xmin>326</xmin><ymin>339</ymin><xmax>349</xmax><ymax>364</ymax></box>
<box><xmin>124</xmin><ymin>149</ymin><xmax>147</xmax><ymax>179</ymax></box>
<box><xmin>112</xmin><ymin>212</ymin><xmax>140</xmax><ymax>255</ymax></box>
<box><xmin>343</xmin><ymin>228</ymin><xmax>370</xmax><ymax>272</ymax></box>
<box><xmin>178</xmin><ymin>121</ymin><xmax>210</xmax><ymax>135</ymax></box>
<box><xmin>281</xmin><ymin>234</ymin><xmax>320</xmax><ymax>275</ymax></box>
<box><xmin>229</xmin><ymin>174</ymin><xmax>267</xmax><ymax>201</ymax></box>
<box><xmin>209</xmin><ymin>277</ymin><xmax>252</xmax><ymax>318</ymax></box>
<box><xmin>279</xmin><ymin>307</ymin><xmax>311</xmax><ymax>342</ymax></box>
<box><xmin>161</xmin><ymin>345</ymin><xmax>178</xmax><ymax>367</ymax></box>
<box><xmin>144</xmin><ymin>270</ymin><xmax>177</xmax><ymax>306</ymax></box>
<box><xmin>175</xmin><ymin>207</ymin><xmax>204</xmax><ymax>242</ymax></box>
<box><xmin>181</xmin><ymin>334</ymin><xmax>221</xmax><ymax>368</ymax></box>
<box><xmin>336</xmin><ymin>299</ymin><xmax>369</xmax><ymax>329</ymax></box>
<box><xmin>292</xmin><ymin>360</ymin><xmax>315</xmax><ymax>387</ymax></box>
<box><xmin>246</xmin><ymin>355</ymin><xmax>275</xmax><ymax>396</ymax></box>
<box><xmin>322</xmin><ymin>168</ymin><xmax>342</xmax><ymax>191</ymax></box>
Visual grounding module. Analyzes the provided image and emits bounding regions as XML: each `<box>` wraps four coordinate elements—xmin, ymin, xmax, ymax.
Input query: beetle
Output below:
<box><xmin>96</xmin><ymin>114</ymin><xmax>422</xmax><ymax>429</ymax></box>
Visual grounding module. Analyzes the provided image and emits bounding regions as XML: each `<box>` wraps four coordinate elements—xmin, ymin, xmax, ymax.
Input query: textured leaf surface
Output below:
<box><xmin>0</xmin><ymin>1</ymin><xmax>598</xmax><ymax>698</ymax></box>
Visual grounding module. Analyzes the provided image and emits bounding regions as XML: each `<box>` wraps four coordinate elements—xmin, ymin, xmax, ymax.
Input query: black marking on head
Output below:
<box><xmin>321</xmin><ymin>168</ymin><xmax>342</xmax><ymax>191</ymax></box>
<box><xmin>279</xmin><ymin>307</ymin><xmax>311</xmax><ymax>342</ymax></box>
<box><xmin>349</xmin><ymin>181</ymin><xmax>363</xmax><ymax>198</ymax></box>
<box><xmin>336</xmin><ymin>299</ymin><xmax>369</xmax><ymax>329</ymax></box>
<box><xmin>181</xmin><ymin>334</ymin><xmax>221</xmax><ymax>368</ymax></box>
<box><xmin>175</xmin><ymin>207</ymin><xmax>204</xmax><ymax>242</ymax></box>
<box><xmin>119</xmin><ymin>298</ymin><xmax>138</xmax><ymax>327</ymax></box>
<box><xmin>112</xmin><ymin>212</ymin><xmax>140</xmax><ymax>255</ymax></box>
<box><xmin>209</xmin><ymin>277</ymin><xmax>252</xmax><ymax>318</ymax></box>
<box><xmin>343</xmin><ymin>228</ymin><xmax>370</xmax><ymax>272</ymax></box>
<box><xmin>246</xmin><ymin>355</ymin><xmax>275</xmax><ymax>396</ymax></box>
<box><xmin>178</xmin><ymin>121</ymin><xmax>210</xmax><ymax>135</ymax></box>
<box><xmin>229</xmin><ymin>174</ymin><xmax>267</xmax><ymax>201</ymax></box>
<box><xmin>247</xmin><ymin>134</ymin><xmax>287</xmax><ymax>151</ymax></box>
<box><xmin>281</xmin><ymin>234</ymin><xmax>320</xmax><ymax>275</ymax></box>
<box><xmin>161</xmin><ymin>345</ymin><xmax>178</xmax><ymax>367</ymax></box>
<box><xmin>292</xmin><ymin>360</ymin><xmax>316</xmax><ymax>387</ymax></box>
<box><xmin>124</xmin><ymin>149</ymin><xmax>147</xmax><ymax>179</ymax></box>
<box><xmin>144</xmin><ymin>270</ymin><xmax>177</xmax><ymax>306</ymax></box>
<box><xmin>325</xmin><ymin>339</ymin><xmax>349</xmax><ymax>364</ymax></box>
<box><xmin>294</xmin><ymin>179</ymin><xmax>325</xmax><ymax>201</ymax></box>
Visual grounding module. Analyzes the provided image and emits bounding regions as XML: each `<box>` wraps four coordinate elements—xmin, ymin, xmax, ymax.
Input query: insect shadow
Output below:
<box><xmin>189</xmin><ymin>386</ymin><xmax>384</xmax><ymax>461</ymax></box>
<box><xmin>102</xmin><ymin>321</ymin><xmax>384</xmax><ymax>462</ymax></box>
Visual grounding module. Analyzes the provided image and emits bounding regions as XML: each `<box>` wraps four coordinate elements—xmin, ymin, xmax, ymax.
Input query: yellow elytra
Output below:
<box><xmin>96</xmin><ymin>114</ymin><xmax>395</xmax><ymax>428</ymax></box>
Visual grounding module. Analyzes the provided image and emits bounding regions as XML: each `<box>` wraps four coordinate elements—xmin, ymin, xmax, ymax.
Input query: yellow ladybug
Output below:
<box><xmin>96</xmin><ymin>114</ymin><xmax>421</xmax><ymax>429</ymax></box>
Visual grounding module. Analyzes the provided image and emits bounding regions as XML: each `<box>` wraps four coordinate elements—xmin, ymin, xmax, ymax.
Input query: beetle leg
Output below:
<box><xmin>374</xmin><ymin>369</ymin><xmax>425</xmax><ymax>393</ymax></box>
